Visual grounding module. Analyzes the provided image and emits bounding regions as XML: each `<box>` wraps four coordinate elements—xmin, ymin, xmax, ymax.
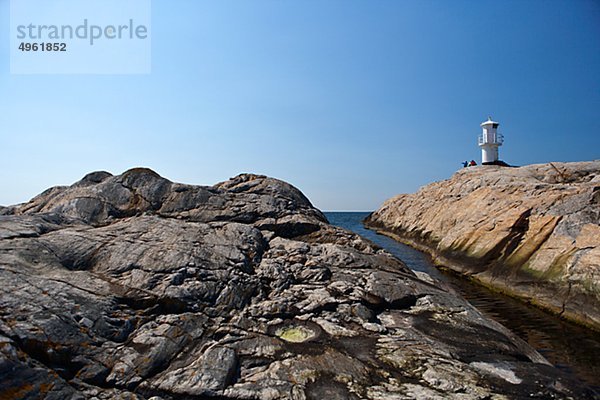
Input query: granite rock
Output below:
<box><xmin>0</xmin><ymin>168</ymin><xmax>595</xmax><ymax>399</ymax></box>
<box><xmin>366</xmin><ymin>161</ymin><xmax>600</xmax><ymax>330</ymax></box>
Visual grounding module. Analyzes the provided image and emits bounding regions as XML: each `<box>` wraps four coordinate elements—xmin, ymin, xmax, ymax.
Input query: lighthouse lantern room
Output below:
<box><xmin>478</xmin><ymin>117</ymin><xmax>503</xmax><ymax>164</ymax></box>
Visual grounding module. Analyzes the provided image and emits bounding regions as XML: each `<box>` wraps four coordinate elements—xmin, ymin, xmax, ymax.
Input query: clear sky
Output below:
<box><xmin>1</xmin><ymin>0</ymin><xmax>599</xmax><ymax>211</ymax></box>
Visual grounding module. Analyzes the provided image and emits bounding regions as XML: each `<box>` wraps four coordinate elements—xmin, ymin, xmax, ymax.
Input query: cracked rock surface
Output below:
<box><xmin>365</xmin><ymin>161</ymin><xmax>600</xmax><ymax>331</ymax></box>
<box><xmin>0</xmin><ymin>168</ymin><xmax>596</xmax><ymax>399</ymax></box>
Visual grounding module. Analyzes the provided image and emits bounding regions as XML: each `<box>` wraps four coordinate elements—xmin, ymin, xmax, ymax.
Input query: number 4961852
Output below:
<box><xmin>18</xmin><ymin>42</ymin><xmax>66</xmax><ymax>52</ymax></box>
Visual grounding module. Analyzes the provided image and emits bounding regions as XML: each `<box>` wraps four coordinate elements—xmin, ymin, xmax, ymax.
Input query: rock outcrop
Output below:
<box><xmin>1</xmin><ymin>168</ymin><xmax>595</xmax><ymax>399</ymax></box>
<box><xmin>366</xmin><ymin>161</ymin><xmax>600</xmax><ymax>331</ymax></box>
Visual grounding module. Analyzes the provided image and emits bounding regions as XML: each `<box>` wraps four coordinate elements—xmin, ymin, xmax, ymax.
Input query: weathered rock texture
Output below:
<box><xmin>366</xmin><ymin>161</ymin><xmax>600</xmax><ymax>331</ymax></box>
<box><xmin>0</xmin><ymin>168</ymin><xmax>595</xmax><ymax>399</ymax></box>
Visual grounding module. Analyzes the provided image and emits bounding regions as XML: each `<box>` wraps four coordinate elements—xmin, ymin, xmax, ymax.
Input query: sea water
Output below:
<box><xmin>325</xmin><ymin>211</ymin><xmax>600</xmax><ymax>390</ymax></box>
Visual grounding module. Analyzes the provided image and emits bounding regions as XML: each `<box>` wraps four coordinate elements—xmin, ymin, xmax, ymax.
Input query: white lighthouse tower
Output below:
<box><xmin>478</xmin><ymin>117</ymin><xmax>503</xmax><ymax>164</ymax></box>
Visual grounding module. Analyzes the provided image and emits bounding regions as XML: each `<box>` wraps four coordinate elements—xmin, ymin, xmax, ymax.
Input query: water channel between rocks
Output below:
<box><xmin>325</xmin><ymin>211</ymin><xmax>600</xmax><ymax>391</ymax></box>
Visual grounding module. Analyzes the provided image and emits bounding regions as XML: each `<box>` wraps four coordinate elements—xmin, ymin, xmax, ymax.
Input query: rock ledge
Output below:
<box><xmin>0</xmin><ymin>168</ymin><xmax>596</xmax><ymax>399</ymax></box>
<box><xmin>366</xmin><ymin>161</ymin><xmax>600</xmax><ymax>331</ymax></box>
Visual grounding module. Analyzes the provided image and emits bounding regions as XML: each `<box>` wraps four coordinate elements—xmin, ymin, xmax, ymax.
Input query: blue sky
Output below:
<box><xmin>1</xmin><ymin>0</ymin><xmax>599</xmax><ymax>210</ymax></box>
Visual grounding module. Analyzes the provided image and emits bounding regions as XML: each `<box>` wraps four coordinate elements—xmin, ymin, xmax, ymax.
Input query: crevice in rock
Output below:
<box><xmin>361</xmin><ymin>293</ymin><xmax>420</xmax><ymax>314</ymax></box>
<box><xmin>8</xmin><ymin>335</ymin><xmax>83</xmax><ymax>382</ymax></box>
<box><xmin>0</xmin><ymin>228</ymin><xmax>40</xmax><ymax>240</ymax></box>
<box><xmin>113</xmin><ymin>295</ymin><xmax>189</xmax><ymax>316</ymax></box>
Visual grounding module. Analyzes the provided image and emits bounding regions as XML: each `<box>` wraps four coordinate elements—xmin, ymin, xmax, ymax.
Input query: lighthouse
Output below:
<box><xmin>478</xmin><ymin>117</ymin><xmax>503</xmax><ymax>164</ymax></box>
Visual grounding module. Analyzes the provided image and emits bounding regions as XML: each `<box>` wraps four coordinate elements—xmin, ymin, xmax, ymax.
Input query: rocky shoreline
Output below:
<box><xmin>365</xmin><ymin>161</ymin><xmax>600</xmax><ymax>332</ymax></box>
<box><xmin>0</xmin><ymin>168</ymin><xmax>596</xmax><ymax>399</ymax></box>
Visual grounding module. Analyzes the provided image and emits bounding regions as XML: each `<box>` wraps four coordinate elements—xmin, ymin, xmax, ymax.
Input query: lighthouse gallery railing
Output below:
<box><xmin>478</xmin><ymin>132</ymin><xmax>504</xmax><ymax>145</ymax></box>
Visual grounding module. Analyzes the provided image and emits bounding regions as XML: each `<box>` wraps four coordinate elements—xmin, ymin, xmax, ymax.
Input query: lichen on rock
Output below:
<box><xmin>275</xmin><ymin>325</ymin><xmax>316</xmax><ymax>343</ymax></box>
